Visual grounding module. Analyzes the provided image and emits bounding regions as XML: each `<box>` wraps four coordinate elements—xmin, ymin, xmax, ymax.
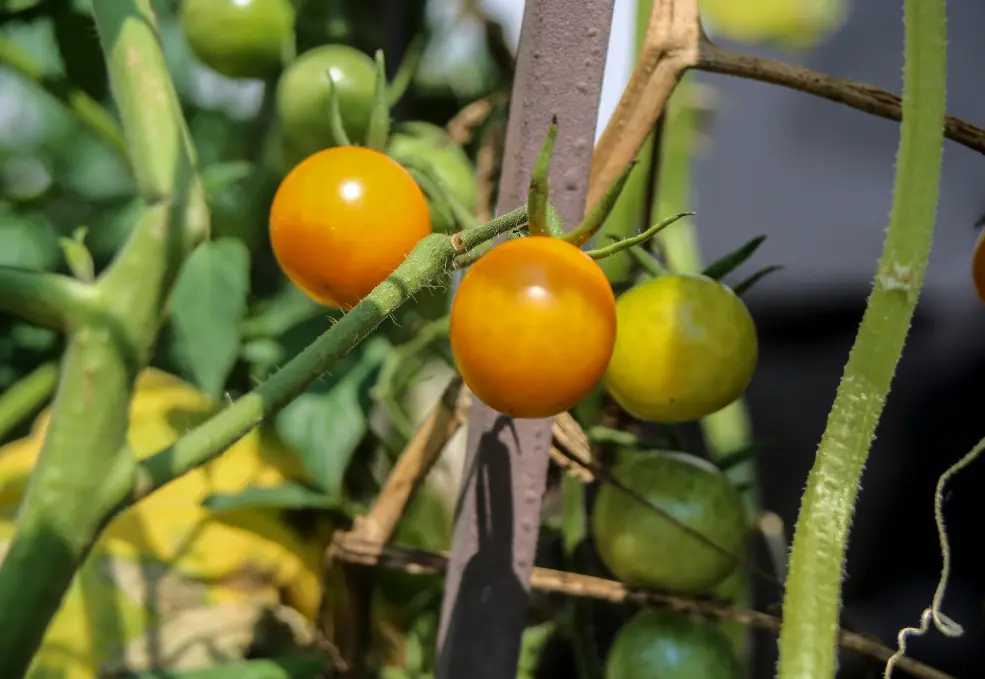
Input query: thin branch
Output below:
<box><xmin>0</xmin><ymin>267</ymin><xmax>95</xmax><ymax>331</ymax></box>
<box><xmin>697</xmin><ymin>43</ymin><xmax>985</xmax><ymax>157</ymax></box>
<box><xmin>0</xmin><ymin>362</ymin><xmax>58</xmax><ymax>442</ymax></box>
<box><xmin>0</xmin><ymin>33</ymin><xmax>129</xmax><ymax>161</ymax></box>
<box><xmin>330</xmin><ymin>535</ymin><xmax>955</xmax><ymax>679</ymax></box>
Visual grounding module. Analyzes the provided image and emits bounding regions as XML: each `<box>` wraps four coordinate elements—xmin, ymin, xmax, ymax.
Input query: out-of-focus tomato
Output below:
<box><xmin>275</xmin><ymin>44</ymin><xmax>376</xmax><ymax>158</ymax></box>
<box><xmin>180</xmin><ymin>0</ymin><xmax>296</xmax><ymax>80</ymax></box>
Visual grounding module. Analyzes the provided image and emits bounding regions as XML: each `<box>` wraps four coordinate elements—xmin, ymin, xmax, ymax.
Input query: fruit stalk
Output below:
<box><xmin>0</xmin><ymin>268</ymin><xmax>93</xmax><ymax>331</ymax></box>
<box><xmin>776</xmin><ymin>0</ymin><xmax>947</xmax><ymax>675</ymax></box>
<box><xmin>0</xmin><ymin>2</ymin><xmax>207</xmax><ymax>675</ymax></box>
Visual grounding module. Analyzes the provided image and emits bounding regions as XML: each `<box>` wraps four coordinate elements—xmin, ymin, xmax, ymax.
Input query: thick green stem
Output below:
<box><xmin>0</xmin><ymin>32</ymin><xmax>128</xmax><ymax>161</ymax></box>
<box><xmin>121</xmin><ymin>234</ymin><xmax>458</xmax><ymax>504</ymax></box>
<box><xmin>0</xmin><ymin>3</ymin><xmax>207</xmax><ymax>675</ymax></box>
<box><xmin>0</xmin><ymin>362</ymin><xmax>58</xmax><ymax>442</ymax></box>
<box><xmin>777</xmin><ymin>0</ymin><xmax>947</xmax><ymax>676</ymax></box>
<box><xmin>0</xmin><ymin>268</ymin><xmax>95</xmax><ymax>331</ymax></box>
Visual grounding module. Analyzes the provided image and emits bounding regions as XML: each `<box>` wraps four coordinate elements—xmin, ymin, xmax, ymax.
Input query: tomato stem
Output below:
<box><xmin>0</xmin><ymin>267</ymin><xmax>95</xmax><ymax>331</ymax></box>
<box><xmin>564</xmin><ymin>159</ymin><xmax>639</xmax><ymax>248</ymax></box>
<box><xmin>0</xmin><ymin>362</ymin><xmax>58</xmax><ymax>444</ymax></box>
<box><xmin>585</xmin><ymin>212</ymin><xmax>693</xmax><ymax>261</ymax></box>
<box><xmin>0</xmin><ymin>2</ymin><xmax>209</xmax><ymax>674</ymax></box>
<box><xmin>776</xmin><ymin>0</ymin><xmax>947</xmax><ymax>675</ymax></box>
<box><xmin>366</xmin><ymin>49</ymin><xmax>391</xmax><ymax>151</ymax></box>
<box><xmin>388</xmin><ymin>34</ymin><xmax>425</xmax><ymax>106</ymax></box>
<box><xmin>325</xmin><ymin>75</ymin><xmax>353</xmax><ymax>147</ymax></box>
<box><xmin>527</xmin><ymin>120</ymin><xmax>559</xmax><ymax>238</ymax></box>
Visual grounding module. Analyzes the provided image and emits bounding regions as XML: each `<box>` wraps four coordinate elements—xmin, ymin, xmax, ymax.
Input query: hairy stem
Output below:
<box><xmin>777</xmin><ymin>0</ymin><xmax>947</xmax><ymax>676</ymax></box>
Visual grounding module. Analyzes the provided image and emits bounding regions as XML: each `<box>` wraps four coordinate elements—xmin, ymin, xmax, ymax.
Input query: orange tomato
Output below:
<box><xmin>450</xmin><ymin>236</ymin><xmax>617</xmax><ymax>419</ymax></box>
<box><xmin>269</xmin><ymin>146</ymin><xmax>432</xmax><ymax>309</ymax></box>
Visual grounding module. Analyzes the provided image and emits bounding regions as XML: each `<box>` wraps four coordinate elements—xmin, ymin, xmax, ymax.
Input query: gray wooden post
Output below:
<box><xmin>434</xmin><ymin>2</ymin><xmax>616</xmax><ymax>677</ymax></box>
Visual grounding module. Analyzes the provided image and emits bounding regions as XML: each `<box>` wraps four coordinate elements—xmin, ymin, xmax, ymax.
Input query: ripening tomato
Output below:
<box><xmin>972</xmin><ymin>227</ymin><xmax>985</xmax><ymax>304</ymax></box>
<box><xmin>604</xmin><ymin>274</ymin><xmax>757</xmax><ymax>423</ymax></box>
<box><xmin>276</xmin><ymin>44</ymin><xmax>377</xmax><ymax>159</ymax></box>
<box><xmin>269</xmin><ymin>146</ymin><xmax>432</xmax><ymax>309</ymax></box>
<box><xmin>180</xmin><ymin>0</ymin><xmax>296</xmax><ymax>80</ymax></box>
<box><xmin>450</xmin><ymin>236</ymin><xmax>617</xmax><ymax>419</ymax></box>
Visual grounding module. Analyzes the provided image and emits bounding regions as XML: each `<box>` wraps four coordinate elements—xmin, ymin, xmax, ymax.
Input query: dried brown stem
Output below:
<box><xmin>587</xmin><ymin>0</ymin><xmax>701</xmax><ymax>211</ymax></box>
<box><xmin>357</xmin><ymin>379</ymin><xmax>470</xmax><ymax>543</ymax></box>
<box><xmin>446</xmin><ymin>92</ymin><xmax>508</xmax><ymax>145</ymax></box>
<box><xmin>331</xmin><ymin>536</ymin><xmax>955</xmax><ymax>679</ymax></box>
<box><xmin>697</xmin><ymin>43</ymin><xmax>985</xmax><ymax>157</ymax></box>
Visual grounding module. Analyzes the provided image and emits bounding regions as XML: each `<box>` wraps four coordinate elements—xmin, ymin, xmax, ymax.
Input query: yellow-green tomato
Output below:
<box><xmin>276</xmin><ymin>44</ymin><xmax>377</xmax><ymax>159</ymax></box>
<box><xmin>605</xmin><ymin>609</ymin><xmax>742</xmax><ymax>679</ymax></box>
<box><xmin>387</xmin><ymin>122</ymin><xmax>477</xmax><ymax>234</ymax></box>
<box><xmin>180</xmin><ymin>0</ymin><xmax>296</xmax><ymax>80</ymax></box>
<box><xmin>592</xmin><ymin>451</ymin><xmax>747</xmax><ymax>594</ymax></box>
<box><xmin>603</xmin><ymin>273</ymin><xmax>757</xmax><ymax>423</ymax></box>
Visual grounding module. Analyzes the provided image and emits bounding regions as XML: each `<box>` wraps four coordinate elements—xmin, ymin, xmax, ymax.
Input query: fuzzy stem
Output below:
<box><xmin>0</xmin><ymin>32</ymin><xmax>128</xmax><ymax>161</ymax></box>
<box><xmin>776</xmin><ymin>0</ymin><xmax>947</xmax><ymax>676</ymax></box>
<box><xmin>585</xmin><ymin>212</ymin><xmax>692</xmax><ymax>260</ymax></box>
<box><xmin>0</xmin><ymin>2</ymin><xmax>207</xmax><ymax>675</ymax></box>
<box><xmin>0</xmin><ymin>362</ymin><xmax>58</xmax><ymax>442</ymax></box>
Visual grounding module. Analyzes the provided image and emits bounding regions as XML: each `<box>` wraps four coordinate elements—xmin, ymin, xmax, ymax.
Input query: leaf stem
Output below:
<box><xmin>0</xmin><ymin>362</ymin><xmax>58</xmax><ymax>443</ymax></box>
<box><xmin>585</xmin><ymin>212</ymin><xmax>692</xmax><ymax>260</ymax></box>
<box><xmin>776</xmin><ymin>0</ymin><xmax>947</xmax><ymax>675</ymax></box>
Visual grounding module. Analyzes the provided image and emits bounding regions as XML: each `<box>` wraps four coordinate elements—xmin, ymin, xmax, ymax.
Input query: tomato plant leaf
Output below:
<box><xmin>0</xmin><ymin>213</ymin><xmax>63</xmax><ymax>272</ymax></box>
<box><xmin>52</xmin><ymin>8</ymin><xmax>108</xmax><ymax>101</ymax></box>
<box><xmin>168</xmin><ymin>238</ymin><xmax>251</xmax><ymax>400</ymax></box>
<box><xmin>201</xmin><ymin>161</ymin><xmax>254</xmax><ymax>200</ymax></box>
<box><xmin>702</xmin><ymin>235</ymin><xmax>766</xmax><ymax>281</ymax></box>
<box><xmin>733</xmin><ymin>264</ymin><xmax>784</xmax><ymax>296</ymax></box>
<box><xmin>274</xmin><ymin>336</ymin><xmax>390</xmax><ymax>497</ymax></box>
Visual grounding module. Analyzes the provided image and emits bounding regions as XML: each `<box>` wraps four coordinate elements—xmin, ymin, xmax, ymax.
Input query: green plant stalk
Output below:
<box><xmin>0</xmin><ymin>32</ymin><xmax>128</xmax><ymax>161</ymax></box>
<box><xmin>119</xmin><ymin>207</ymin><xmax>527</xmax><ymax>505</ymax></box>
<box><xmin>0</xmin><ymin>362</ymin><xmax>58</xmax><ymax>443</ymax></box>
<box><xmin>776</xmin><ymin>0</ymin><xmax>947</xmax><ymax>675</ymax></box>
<box><xmin>0</xmin><ymin>268</ymin><xmax>95</xmax><ymax>331</ymax></box>
<box><xmin>0</xmin><ymin>2</ymin><xmax>207</xmax><ymax>675</ymax></box>
<box><xmin>585</xmin><ymin>211</ymin><xmax>692</xmax><ymax>260</ymax></box>
<box><xmin>528</xmin><ymin>121</ymin><xmax>558</xmax><ymax>238</ymax></box>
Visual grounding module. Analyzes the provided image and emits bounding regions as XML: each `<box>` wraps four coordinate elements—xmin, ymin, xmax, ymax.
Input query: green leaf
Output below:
<box><xmin>115</xmin><ymin>654</ymin><xmax>323</xmax><ymax>679</ymax></box>
<box><xmin>58</xmin><ymin>226</ymin><xmax>94</xmax><ymax>282</ymax></box>
<box><xmin>203</xmin><ymin>481</ymin><xmax>354</xmax><ymax>514</ymax></box>
<box><xmin>168</xmin><ymin>239</ymin><xmax>251</xmax><ymax>399</ymax></box>
<box><xmin>275</xmin><ymin>336</ymin><xmax>390</xmax><ymax>496</ymax></box>
<box><xmin>201</xmin><ymin>161</ymin><xmax>254</xmax><ymax>200</ymax></box>
<box><xmin>517</xmin><ymin>621</ymin><xmax>556</xmax><ymax>679</ymax></box>
<box><xmin>702</xmin><ymin>235</ymin><xmax>766</xmax><ymax>281</ymax></box>
<box><xmin>52</xmin><ymin>8</ymin><xmax>108</xmax><ymax>100</ymax></box>
<box><xmin>733</xmin><ymin>264</ymin><xmax>783</xmax><ymax>296</ymax></box>
<box><xmin>0</xmin><ymin>212</ymin><xmax>62</xmax><ymax>272</ymax></box>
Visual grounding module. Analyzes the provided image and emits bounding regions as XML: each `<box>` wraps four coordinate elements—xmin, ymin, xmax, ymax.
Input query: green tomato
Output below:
<box><xmin>605</xmin><ymin>609</ymin><xmax>742</xmax><ymax>679</ymax></box>
<box><xmin>180</xmin><ymin>0</ymin><xmax>296</xmax><ymax>80</ymax></box>
<box><xmin>275</xmin><ymin>44</ymin><xmax>377</xmax><ymax>159</ymax></box>
<box><xmin>592</xmin><ymin>451</ymin><xmax>748</xmax><ymax>594</ymax></box>
<box><xmin>387</xmin><ymin>122</ymin><xmax>477</xmax><ymax>234</ymax></box>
